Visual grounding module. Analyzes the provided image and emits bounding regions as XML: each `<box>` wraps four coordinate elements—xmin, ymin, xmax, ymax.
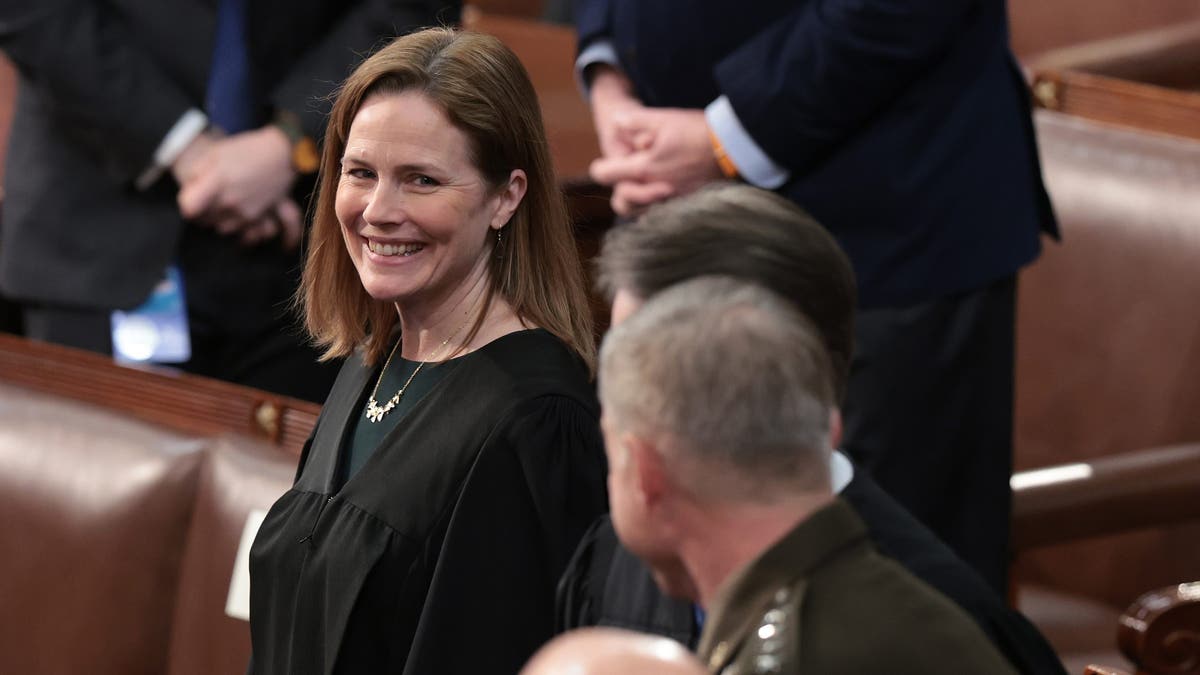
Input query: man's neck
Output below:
<box><xmin>676</xmin><ymin>491</ymin><xmax>835</xmax><ymax>609</ymax></box>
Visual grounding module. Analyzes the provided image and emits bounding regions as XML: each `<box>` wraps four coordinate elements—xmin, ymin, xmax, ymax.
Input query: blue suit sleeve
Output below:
<box><xmin>574</xmin><ymin>0</ymin><xmax>613</xmax><ymax>54</ymax></box>
<box><xmin>714</xmin><ymin>0</ymin><xmax>980</xmax><ymax>174</ymax></box>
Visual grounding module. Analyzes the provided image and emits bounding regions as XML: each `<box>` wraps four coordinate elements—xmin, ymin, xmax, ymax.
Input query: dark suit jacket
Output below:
<box><xmin>0</xmin><ymin>0</ymin><xmax>458</xmax><ymax>312</ymax></box>
<box><xmin>557</xmin><ymin>463</ymin><xmax>1067</xmax><ymax>674</ymax></box>
<box><xmin>697</xmin><ymin>498</ymin><xmax>1018</xmax><ymax>674</ymax></box>
<box><xmin>575</xmin><ymin>0</ymin><xmax>1056</xmax><ymax>308</ymax></box>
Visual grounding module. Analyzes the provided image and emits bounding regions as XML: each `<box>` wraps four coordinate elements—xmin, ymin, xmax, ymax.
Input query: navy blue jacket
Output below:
<box><xmin>576</xmin><ymin>0</ymin><xmax>1056</xmax><ymax>307</ymax></box>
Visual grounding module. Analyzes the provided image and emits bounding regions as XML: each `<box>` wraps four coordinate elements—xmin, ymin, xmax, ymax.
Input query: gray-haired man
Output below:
<box><xmin>597</xmin><ymin>276</ymin><xmax>1016</xmax><ymax>674</ymax></box>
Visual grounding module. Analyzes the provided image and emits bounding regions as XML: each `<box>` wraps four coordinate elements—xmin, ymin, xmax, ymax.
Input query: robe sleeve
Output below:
<box><xmin>554</xmin><ymin>516</ymin><xmax>613</xmax><ymax>632</ymax></box>
<box><xmin>402</xmin><ymin>394</ymin><xmax>608</xmax><ymax>673</ymax></box>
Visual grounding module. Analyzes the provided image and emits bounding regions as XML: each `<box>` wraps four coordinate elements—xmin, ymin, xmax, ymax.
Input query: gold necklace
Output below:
<box><xmin>365</xmin><ymin>317</ymin><xmax>470</xmax><ymax>423</ymax></box>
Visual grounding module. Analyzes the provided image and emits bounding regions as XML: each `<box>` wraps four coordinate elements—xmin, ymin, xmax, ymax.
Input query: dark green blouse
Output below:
<box><xmin>341</xmin><ymin>354</ymin><xmax>453</xmax><ymax>485</ymax></box>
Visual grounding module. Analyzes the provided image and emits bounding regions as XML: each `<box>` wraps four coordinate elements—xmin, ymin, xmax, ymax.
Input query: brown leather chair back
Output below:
<box><xmin>1009</xmin><ymin>0</ymin><xmax>1200</xmax><ymax>60</ymax></box>
<box><xmin>0</xmin><ymin>382</ymin><xmax>206</xmax><ymax>674</ymax></box>
<box><xmin>1013</xmin><ymin>110</ymin><xmax>1200</xmax><ymax>608</ymax></box>
<box><xmin>165</xmin><ymin>435</ymin><xmax>296</xmax><ymax>674</ymax></box>
<box><xmin>0</xmin><ymin>336</ymin><xmax>313</xmax><ymax>674</ymax></box>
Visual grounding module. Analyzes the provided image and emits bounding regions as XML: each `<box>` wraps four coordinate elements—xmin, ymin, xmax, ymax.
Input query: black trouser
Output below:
<box><xmin>21</xmin><ymin>228</ymin><xmax>339</xmax><ymax>404</ymax></box>
<box><xmin>842</xmin><ymin>275</ymin><xmax>1016</xmax><ymax>596</ymax></box>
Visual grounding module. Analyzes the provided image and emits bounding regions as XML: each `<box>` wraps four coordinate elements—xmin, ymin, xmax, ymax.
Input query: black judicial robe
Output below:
<box><xmin>249</xmin><ymin>330</ymin><xmax>608</xmax><ymax>674</ymax></box>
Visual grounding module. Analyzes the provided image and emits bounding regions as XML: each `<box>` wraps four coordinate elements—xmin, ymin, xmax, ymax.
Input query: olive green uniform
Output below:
<box><xmin>697</xmin><ymin>499</ymin><xmax>1018</xmax><ymax>675</ymax></box>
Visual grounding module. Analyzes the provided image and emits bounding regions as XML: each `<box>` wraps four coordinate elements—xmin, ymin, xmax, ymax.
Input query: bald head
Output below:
<box><xmin>522</xmin><ymin>628</ymin><xmax>705</xmax><ymax>675</ymax></box>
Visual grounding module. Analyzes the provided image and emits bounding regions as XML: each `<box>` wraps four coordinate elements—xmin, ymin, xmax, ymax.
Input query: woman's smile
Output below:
<box><xmin>366</xmin><ymin>240</ymin><xmax>425</xmax><ymax>257</ymax></box>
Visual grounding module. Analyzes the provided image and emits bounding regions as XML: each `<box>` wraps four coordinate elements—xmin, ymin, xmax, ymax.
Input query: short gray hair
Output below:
<box><xmin>599</xmin><ymin>276</ymin><xmax>835</xmax><ymax>499</ymax></box>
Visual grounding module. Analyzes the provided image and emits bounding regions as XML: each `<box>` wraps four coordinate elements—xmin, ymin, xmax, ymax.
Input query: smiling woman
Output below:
<box><xmin>333</xmin><ymin>91</ymin><xmax>526</xmax><ymax>325</ymax></box>
<box><xmin>246</xmin><ymin>29</ymin><xmax>607</xmax><ymax>675</ymax></box>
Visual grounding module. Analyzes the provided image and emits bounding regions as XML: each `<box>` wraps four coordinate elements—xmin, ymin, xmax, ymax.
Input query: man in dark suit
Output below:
<box><xmin>573</xmin><ymin>0</ymin><xmax>1058</xmax><ymax>592</ymax></box>
<box><xmin>597</xmin><ymin>274</ymin><xmax>1018</xmax><ymax>674</ymax></box>
<box><xmin>559</xmin><ymin>183</ymin><xmax>1066</xmax><ymax>674</ymax></box>
<box><xmin>0</xmin><ymin>0</ymin><xmax>458</xmax><ymax>401</ymax></box>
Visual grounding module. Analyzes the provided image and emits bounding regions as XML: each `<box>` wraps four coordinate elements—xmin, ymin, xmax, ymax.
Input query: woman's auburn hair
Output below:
<box><xmin>299</xmin><ymin>27</ymin><xmax>596</xmax><ymax>372</ymax></box>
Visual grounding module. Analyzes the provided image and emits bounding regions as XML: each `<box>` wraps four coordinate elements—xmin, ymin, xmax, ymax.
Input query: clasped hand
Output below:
<box><xmin>587</xmin><ymin>67</ymin><xmax>721</xmax><ymax>217</ymax></box>
<box><xmin>172</xmin><ymin>126</ymin><xmax>302</xmax><ymax>249</ymax></box>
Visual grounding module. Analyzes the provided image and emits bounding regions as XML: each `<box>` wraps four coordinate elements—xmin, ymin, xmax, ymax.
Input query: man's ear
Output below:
<box><xmin>627</xmin><ymin>434</ymin><xmax>670</xmax><ymax>509</ymax></box>
<box><xmin>829</xmin><ymin>408</ymin><xmax>843</xmax><ymax>449</ymax></box>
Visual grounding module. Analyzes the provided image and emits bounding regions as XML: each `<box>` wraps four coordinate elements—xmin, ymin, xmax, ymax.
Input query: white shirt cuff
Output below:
<box><xmin>135</xmin><ymin>109</ymin><xmax>209</xmax><ymax>190</ymax></box>
<box><xmin>705</xmin><ymin>96</ymin><xmax>789</xmax><ymax>189</ymax></box>
<box><xmin>574</xmin><ymin>40</ymin><xmax>621</xmax><ymax>99</ymax></box>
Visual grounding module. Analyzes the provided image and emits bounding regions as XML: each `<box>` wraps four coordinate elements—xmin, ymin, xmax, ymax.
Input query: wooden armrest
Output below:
<box><xmin>1011</xmin><ymin>444</ymin><xmax>1200</xmax><ymax>552</ymax></box>
<box><xmin>0</xmin><ymin>333</ymin><xmax>319</xmax><ymax>455</ymax></box>
<box><xmin>1084</xmin><ymin>666</ymin><xmax>1130</xmax><ymax>675</ymax></box>
<box><xmin>1077</xmin><ymin>581</ymin><xmax>1198</xmax><ymax>675</ymax></box>
<box><xmin>1025</xmin><ymin>20</ymin><xmax>1200</xmax><ymax>142</ymax></box>
<box><xmin>1118</xmin><ymin>581</ymin><xmax>1200</xmax><ymax>675</ymax></box>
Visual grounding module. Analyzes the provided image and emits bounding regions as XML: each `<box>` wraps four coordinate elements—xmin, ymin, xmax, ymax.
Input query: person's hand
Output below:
<box><xmin>588</xmin><ymin>65</ymin><xmax>648</xmax><ymax>161</ymax></box>
<box><xmin>171</xmin><ymin>129</ymin><xmax>221</xmax><ymax>186</ymax></box>
<box><xmin>236</xmin><ymin>198</ymin><xmax>303</xmax><ymax>250</ymax></box>
<box><xmin>588</xmin><ymin>107</ymin><xmax>722</xmax><ymax>217</ymax></box>
<box><xmin>176</xmin><ymin>125</ymin><xmax>297</xmax><ymax>240</ymax></box>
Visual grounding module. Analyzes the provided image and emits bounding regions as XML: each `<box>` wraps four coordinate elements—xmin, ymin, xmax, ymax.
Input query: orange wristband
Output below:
<box><xmin>708</xmin><ymin>129</ymin><xmax>740</xmax><ymax>179</ymax></box>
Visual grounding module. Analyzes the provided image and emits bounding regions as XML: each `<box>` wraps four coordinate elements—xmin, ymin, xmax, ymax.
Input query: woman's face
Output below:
<box><xmin>335</xmin><ymin>91</ymin><xmax>525</xmax><ymax>316</ymax></box>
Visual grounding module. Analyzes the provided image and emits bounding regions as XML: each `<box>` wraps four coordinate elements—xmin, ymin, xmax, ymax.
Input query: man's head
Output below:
<box><xmin>521</xmin><ymin>628</ymin><xmax>704</xmax><ymax>675</ymax></box>
<box><xmin>596</xmin><ymin>182</ymin><xmax>856</xmax><ymax>400</ymax></box>
<box><xmin>598</xmin><ymin>276</ymin><xmax>838</xmax><ymax>598</ymax></box>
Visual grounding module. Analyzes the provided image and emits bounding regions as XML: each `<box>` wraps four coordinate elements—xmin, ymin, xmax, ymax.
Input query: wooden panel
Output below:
<box><xmin>463</xmin><ymin>9</ymin><xmax>601</xmax><ymax>185</ymax></box>
<box><xmin>464</xmin><ymin>0</ymin><xmax>543</xmax><ymax>18</ymax></box>
<box><xmin>0</xmin><ymin>333</ymin><xmax>318</xmax><ymax>455</ymax></box>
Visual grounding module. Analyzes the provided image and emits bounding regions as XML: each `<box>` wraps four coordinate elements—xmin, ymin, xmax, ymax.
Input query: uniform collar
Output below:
<box><xmin>696</xmin><ymin>498</ymin><xmax>868</xmax><ymax>670</ymax></box>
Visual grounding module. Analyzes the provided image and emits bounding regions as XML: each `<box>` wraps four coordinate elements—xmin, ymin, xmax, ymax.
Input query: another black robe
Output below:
<box><xmin>250</xmin><ymin>330</ymin><xmax>607</xmax><ymax>674</ymax></box>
